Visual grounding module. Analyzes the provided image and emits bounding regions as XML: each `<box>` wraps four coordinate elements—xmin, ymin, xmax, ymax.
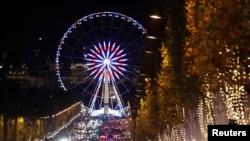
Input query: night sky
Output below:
<box><xmin>2</xmin><ymin>0</ymin><xmax>160</xmax><ymax>65</ymax></box>
<box><xmin>1</xmin><ymin>0</ymin><xmax>163</xmax><ymax>114</ymax></box>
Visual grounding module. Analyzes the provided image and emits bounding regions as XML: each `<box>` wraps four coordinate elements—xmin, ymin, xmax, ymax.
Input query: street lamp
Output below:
<box><xmin>147</xmin><ymin>13</ymin><xmax>167</xmax><ymax>41</ymax></box>
<box><xmin>149</xmin><ymin>14</ymin><xmax>162</xmax><ymax>19</ymax></box>
<box><xmin>147</xmin><ymin>35</ymin><xmax>157</xmax><ymax>39</ymax></box>
<box><xmin>144</xmin><ymin>50</ymin><xmax>154</xmax><ymax>54</ymax></box>
<box><xmin>147</xmin><ymin>35</ymin><xmax>167</xmax><ymax>41</ymax></box>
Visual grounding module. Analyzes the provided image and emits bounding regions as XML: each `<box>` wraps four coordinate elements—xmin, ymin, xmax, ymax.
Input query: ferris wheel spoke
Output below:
<box><xmin>62</xmin><ymin>42</ymin><xmax>85</xmax><ymax>55</ymax></box>
<box><xmin>55</xmin><ymin>11</ymin><xmax>146</xmax><ymax>116</ymax></box>
<box><xmin>119</xmin><ymin>26</ymin><xmax>139</xmax><ymax>49</ymax></box>
<box><xmin>76</xmin><ymin>23</ymin><xmax>96</xmax><ymax>47</ymax></box>
<box><xmin>89</xmin><ymin>79</ymin><xmax>102</xmax><ymax>109</ymax></box>
<box><xmin>79</xmin><ymin>77</ymin><xmax>98</xmax><ymax>95</ymax></box>
<box><xmin>123</xmin><ymin>37</ymin><xmax>146</xmax><ymax>56</ymax></box>
<box><xmin>88</xmin><ymin>16</ymin><xmax>102</xmax><ymax>41</ymax></box>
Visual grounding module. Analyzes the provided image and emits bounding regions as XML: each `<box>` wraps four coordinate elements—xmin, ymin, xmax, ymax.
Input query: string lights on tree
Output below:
<box><xmin>217</xmin><ymin>45</ymin><xmax>248</xmax><ymax>125</ymax></box>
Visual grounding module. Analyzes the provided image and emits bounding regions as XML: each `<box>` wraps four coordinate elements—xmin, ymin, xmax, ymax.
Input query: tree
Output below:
<box><xmin>157</xmin><ymin>43</ymin><xmax>184</xmax><ymax>126</ymax></box>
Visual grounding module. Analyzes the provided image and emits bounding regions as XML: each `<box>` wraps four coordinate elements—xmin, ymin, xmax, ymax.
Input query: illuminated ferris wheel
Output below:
<box><xmin>55</xmin><ymin>11</ymin><xmax>146</xmax><ymax>117</ymax></box>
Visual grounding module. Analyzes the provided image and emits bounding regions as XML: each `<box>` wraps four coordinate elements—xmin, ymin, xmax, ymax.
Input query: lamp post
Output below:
<box><xmin>144</xmin><ymin>32</ymin><xmax>167</xmax><ymax>79</ymax></box>
<box><xmin>144</xmin><ymin>13</ymin><xmax>169</xmax><ymax>141</ymax></box>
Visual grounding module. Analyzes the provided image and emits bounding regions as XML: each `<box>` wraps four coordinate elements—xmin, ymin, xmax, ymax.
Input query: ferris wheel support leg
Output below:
<box><xmin>104</xmin><ymin>67</ymin><xmax>109</xmax><ymax>116</ymax></box>
<box><xmin>104</xmin><ymin>103</ymin><xmax>109</xmax><ymax>117</ymax></box>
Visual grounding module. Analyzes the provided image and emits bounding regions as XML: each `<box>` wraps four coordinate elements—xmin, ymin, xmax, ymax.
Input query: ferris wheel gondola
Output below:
<box><xmin>55</xmin><ymin>11</ymin><xmax>146</xmax><ymax>117</ymax></box>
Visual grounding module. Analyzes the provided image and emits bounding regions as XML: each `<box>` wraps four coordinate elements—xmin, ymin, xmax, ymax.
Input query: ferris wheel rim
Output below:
<box><xmin>55</xmin><ymin>11</ymin><xmax>146</xmax><ymax>114</ymax></box>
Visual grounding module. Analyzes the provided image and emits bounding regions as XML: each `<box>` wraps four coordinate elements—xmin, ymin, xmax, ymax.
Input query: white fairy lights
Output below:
<box><xmin>217</xmin><ymin>45</ymin><xmax>248</xmax><ymax>125</ymax></box>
